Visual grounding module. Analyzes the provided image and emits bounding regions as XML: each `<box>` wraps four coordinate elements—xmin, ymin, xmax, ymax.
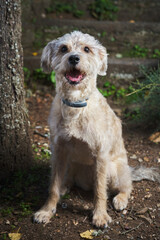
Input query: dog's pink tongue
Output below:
<box><xmin>66</xmin><ymin>72</ymin><xmax>83</xmax><ymax>82</ymax></box>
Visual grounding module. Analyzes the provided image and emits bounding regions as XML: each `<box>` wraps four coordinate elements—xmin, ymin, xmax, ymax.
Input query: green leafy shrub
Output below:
<box><xmin>129</xmin><ymin>45</ymin><xmax>148</xmax><ymax>58</ymax></box>
<box><xmin>98</xmin><ymin>81</ymin><xmax>132</xmax><ymax>99</ymax></box>
<box><xmin>152</xmin><ymin>49</ymin><xmax>160</xmax><ymax>58</ymax></box>
<box><xmin>124</xmin><ymin>45</ymin><xmax>160</xmax><ymax>59</ymax></box>
<box><xmin>46</xmin><ymin>2</ymin><xmax>84</xmax><ymax>18</ymax></box>
<box><xmin>23</xmin><ymin>67</ymin><xmax>56</xmax><ymax>87</ymax></box>
<box><xmin>128</xmin><ymin>67</ymin><xmax>160</xmax><ymax>129</ymax></box>
<box><xmin>89</xmin><ymin>0</ymin><xmax>118</xmax><ymax>20</ymax></box>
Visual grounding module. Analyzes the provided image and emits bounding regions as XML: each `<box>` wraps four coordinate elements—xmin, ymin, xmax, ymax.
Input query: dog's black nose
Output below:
<box><xmin>69</xmin><ymin>55</ymin><xmax>80</xmax><ymax>65</ymax></box>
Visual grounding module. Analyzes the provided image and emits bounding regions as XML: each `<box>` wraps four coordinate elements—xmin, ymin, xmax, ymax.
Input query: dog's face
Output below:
<box><xmin>41</xmin><ymin>31</ymin><xmax>108</xmax><ymax>97</ymax></box>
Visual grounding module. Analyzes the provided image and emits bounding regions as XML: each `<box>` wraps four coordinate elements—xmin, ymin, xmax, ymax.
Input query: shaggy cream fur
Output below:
<box><xmin>34</xmin><ymin>31</ymin><xmax>133</xmax><ymax>228</ymax></box>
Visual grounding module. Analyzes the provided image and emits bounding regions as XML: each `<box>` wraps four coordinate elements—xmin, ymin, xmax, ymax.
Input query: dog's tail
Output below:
<box><xmin>130</xmin><ymin>166</ymin><xmax>160</xmax><ymax>183</ymax></box>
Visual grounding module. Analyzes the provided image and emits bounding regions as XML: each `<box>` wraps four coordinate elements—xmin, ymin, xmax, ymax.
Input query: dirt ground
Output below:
<box><xmin>0</xmin><ymin>88</ymin><xmax>160</xmax><ymax>240</ymax></box>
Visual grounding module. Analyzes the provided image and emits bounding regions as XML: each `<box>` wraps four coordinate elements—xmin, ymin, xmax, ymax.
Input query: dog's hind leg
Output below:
<box><xmin>111</xmin><ymin>161</ymin><xmax>132</xmax><ymax>211</ymax></box>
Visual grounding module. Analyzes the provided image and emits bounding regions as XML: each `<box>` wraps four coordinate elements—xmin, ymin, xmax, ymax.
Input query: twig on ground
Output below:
<box><xmin>120</xmin><ymin>222</ymin><xmax>143</xmax><ymax>235</ymax></box>
<box><xmin>34</xmin><ymin>130</ymin><xmax>49</xmax><ymax>139</ymax></box>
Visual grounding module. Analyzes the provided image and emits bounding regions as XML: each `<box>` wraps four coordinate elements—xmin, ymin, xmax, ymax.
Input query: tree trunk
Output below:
<box><xmin>0</xmin><ymin>0</ymin><xmax>33</xmax><ymax>179</ymax></box>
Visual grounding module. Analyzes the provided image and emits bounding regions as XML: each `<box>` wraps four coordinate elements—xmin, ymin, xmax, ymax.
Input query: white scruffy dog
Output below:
<box><xmin>34</xmin><ymin>31</ymin><xmax>160</xmax><ymax>228</ymax></box>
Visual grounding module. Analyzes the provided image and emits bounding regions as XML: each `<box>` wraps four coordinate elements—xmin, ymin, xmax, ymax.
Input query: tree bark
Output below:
<box><xmin>0</xmin><ymin>0</ymin><xmax>33</xmax><ymax>179</ymax></box>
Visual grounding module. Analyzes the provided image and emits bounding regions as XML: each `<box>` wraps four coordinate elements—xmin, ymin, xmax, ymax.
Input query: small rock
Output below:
<box><xmin>157</xmin><ymin>203</ymin><xmax>160</xmax><ymax>208</ymax></box>
<box><xmin>144</xmin><ymin>193</ymin><xmax>152</xmax><ymax>199</ymax></box>
<box><xmin>124</xmin><ymin>223</ymin><xmax>131</xmax><ymax>230</ymax></box>
<box><xmin>138</xmin><ymin>158</ymin><xmax>143</xmax><ymax>163</ymax></box>
<box><xmin>41</xmin><ymin>13</ymin><xmax>46</xmax><ymax>18</ymax></box>
<box><xmin>35</xmin><ymin>126</ymin><xmax>42</xmax><ymax>129</ymax></box>
<box><xmin>104</xmin><ymin>235</ymin><xmax>111</xmax><ymax>240</ymax></box>
<box><xmin>122</xmin><ymin>210</ymin><xmax>127</xmax><ymax>215</ymax></box>
<box><xmin>116</xmin><ymin>53</ymin><xmax>123</xmax><ymax>58</ymax></box>
<box><xmin>157</xmin><ymin>158</ymin><xmax>160</xmax><ymax>163</ymax></box>
<box><xmin>43</xmin><ymin>143</ymin><xmax>49</xmax><ymax>147</ymax></box>
<box><xmin>61</xmin><ymin>202</ymin><xmax>67</xmax><ymax>209</ymax></box>
<box><xmin>5</xmin><ymin>220</ymin><xmax>10</xmax><ymax>225</ymax></box>
<box><xmin>130</xmin><ymin>154</ymin><xmax>137</xmax><ymax>160</ymax></box>
<box><xmin>84</xmin><ymin>204</ymin><xmax>90</xmax><ymax>210</ymax></box>
<box><xmin>114</xmin><ymin>108</ymin><xmax>122</xmax><ymax>117</ymax></box>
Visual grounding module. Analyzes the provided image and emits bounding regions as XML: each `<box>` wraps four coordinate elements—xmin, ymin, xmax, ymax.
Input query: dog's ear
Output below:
<box><xmin>98</xmin><ymin>46</ymin><xmax>108</xmax><ymax>76</ymax></box>
<box><xmin>41</xmin><ymin>40</ymin><xmax>57</xmax><ymax>73</ymax></box>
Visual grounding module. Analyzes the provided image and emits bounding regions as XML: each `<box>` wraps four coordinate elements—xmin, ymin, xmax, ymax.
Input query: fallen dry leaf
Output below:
<box><xmin>143</xmin><ymin>156</ymin><xmax>149</xmax><ymax>162</ymax></box>
<box><xmin>80</xmin><ymin>230</ymin><xmax>94</xmax><ymax>239</ymax></box>
<box><xmin>32</xmin><ymin>52</ymin><xmax>38</xmax><ymax>56</ymax></box>
<box><xmin>136</xmin><ymin>207</ymin><xmax>148</xmax><ymax>215</ymax></box>
<box><xmin>137</xmin><ymin>215</ymin><xmax>152</xmax><ymax>224</ymax></box>
<box><xmin>72</xmin><ymin>219</ymin><xmax>79</xmax><ymax>225</ymax></box>
<box><xmin>8</xmin><ymin>233</ymin><xmax>21</xmax><ymax>240</ymax></box>
<box><xmin>149</xmin><ymin>132</ymin><xmax>160</xmax><ymax>143</ymax></box>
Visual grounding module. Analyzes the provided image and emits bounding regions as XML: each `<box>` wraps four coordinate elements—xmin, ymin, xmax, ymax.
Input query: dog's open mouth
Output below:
<box><xmin>65</xmin><ymin>70</ymin><xmax>85</xmax><ymax>85</ymax></box>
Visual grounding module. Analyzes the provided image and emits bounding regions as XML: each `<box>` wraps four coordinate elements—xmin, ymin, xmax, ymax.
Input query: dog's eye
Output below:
<box><xmin>61</xmin><ymin>45</ymin><xmax>68</xmax><ymax>53</ymax></box>
<box><xmin>84</xmin><ymin>46</ymin><xmax>90</xmax><ymax>53</ymax></box>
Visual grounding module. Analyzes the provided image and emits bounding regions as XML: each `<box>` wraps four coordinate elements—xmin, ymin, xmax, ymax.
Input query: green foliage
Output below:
<box><xmin>89</xmin><ymin>0</ymin><xmax>118</xmax><ymax>20</ymax></box>
<box><xmin>46</xmin><ymin>2</ymin><xmax>84</xmax><ymax>18</ymax></box>
<box><xmin>0</xmin><ymin>207</ymin><xmax>14</xmax><ymax>217</ymax></box>
<box><xmin>152</xmin><ymin>49</ymin><xmax>160</xmax><ymax>58</ymax></box>
<box><xmin>20</xmin><ymin>202</ymin><xmax>32</xmax><ymax>216</ymax></box>
<box><xmin>33</xmin><ymin>144</ymin><xmax>51</xmax><ymax>161</ymax></box>
<box><xmin>50</xmin><ymin>71</ymin><xmax>56</xmax><ymax>85</ymax></box>
<box><xmin>61</xmin><ymin>193</ymin><xmax>71</xmax><ymax>200</ymax></box>
<box><xmin>0</xmin><ymin>165</ymin><xmax>50</xmax><ymax>215</ymax></box>
<box><xmin>23</xmin><ymin>67</ymin><xmax>31</xmax><ymax>82</ymax></box>
<box><xmin>2</xmin><ymin>233</ymin><xmax>7</xmax><ymax>240</ymax></box>
<box><xmin>23</xmin><ymin>67</ymin><xmax>56</xmax><ymax>87</ymax></box>
<box><xmin>124</xmin><ymin>45</ymin><xmax>160</xmax><ymax>58</ymax></box>
<box><xmin>129</xmin><ymin>45</ymin><xmax>149</xmax><ymax>58</ymax></box>
<box><xmin>98</xmin><ymin>81</ymin><xmax>132</xmax><ymax>99</ymax></box>
<box><xmin>34</xmin><ymin>30</ymin><xmax>44</xmax><ymax>49</ymax></box>
<box><xmin>128</xmin><ymin>67</ymin><xmax>160</xmax><ymax>129</ymax></box>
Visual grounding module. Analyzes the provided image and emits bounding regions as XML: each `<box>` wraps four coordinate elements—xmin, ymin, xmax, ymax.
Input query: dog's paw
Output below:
<box><xmin>33</xmin><ymin>209</ymin><xmax>55</xmax><ymax>224</ymax></box>
<box><xmin>113</xmin><ymin>193</ymin><xmax>128</xmax><ymax>211</ymax></box>
<box><xmin>92</xmin><ymin>211</ymin><xmax>112</xmax><ymax>228</ymax></box>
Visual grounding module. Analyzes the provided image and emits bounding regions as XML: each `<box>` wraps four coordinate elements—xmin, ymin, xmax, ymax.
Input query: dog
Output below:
<box><xmin>34</xmin><ymin>31</ymin><xmax>160</xmax><ymax>228</ymax></box>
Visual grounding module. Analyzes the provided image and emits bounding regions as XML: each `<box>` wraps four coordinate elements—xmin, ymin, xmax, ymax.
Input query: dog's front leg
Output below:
<box><xmin>92</xmin><ymin>152</ymin><xmax>112</xmax><ymax>228</ymax></box>
<box><xmin>34</xmin><ymin>145</ymin><xmax>68</xmax><ymax>224</ymax></box>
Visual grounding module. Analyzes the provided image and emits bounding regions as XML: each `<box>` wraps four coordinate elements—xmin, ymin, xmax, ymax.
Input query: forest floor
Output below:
<box><xmin>0</xmin><ymin>88</ymin><xmax>160</xmax><ymax>240</ymax></box>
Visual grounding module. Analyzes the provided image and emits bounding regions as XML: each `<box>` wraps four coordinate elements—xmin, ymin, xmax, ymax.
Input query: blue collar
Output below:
<box><xmin>62</xmin><ymin>98</ymin><xmax>88</xmax><ymax>108</ymax></box>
